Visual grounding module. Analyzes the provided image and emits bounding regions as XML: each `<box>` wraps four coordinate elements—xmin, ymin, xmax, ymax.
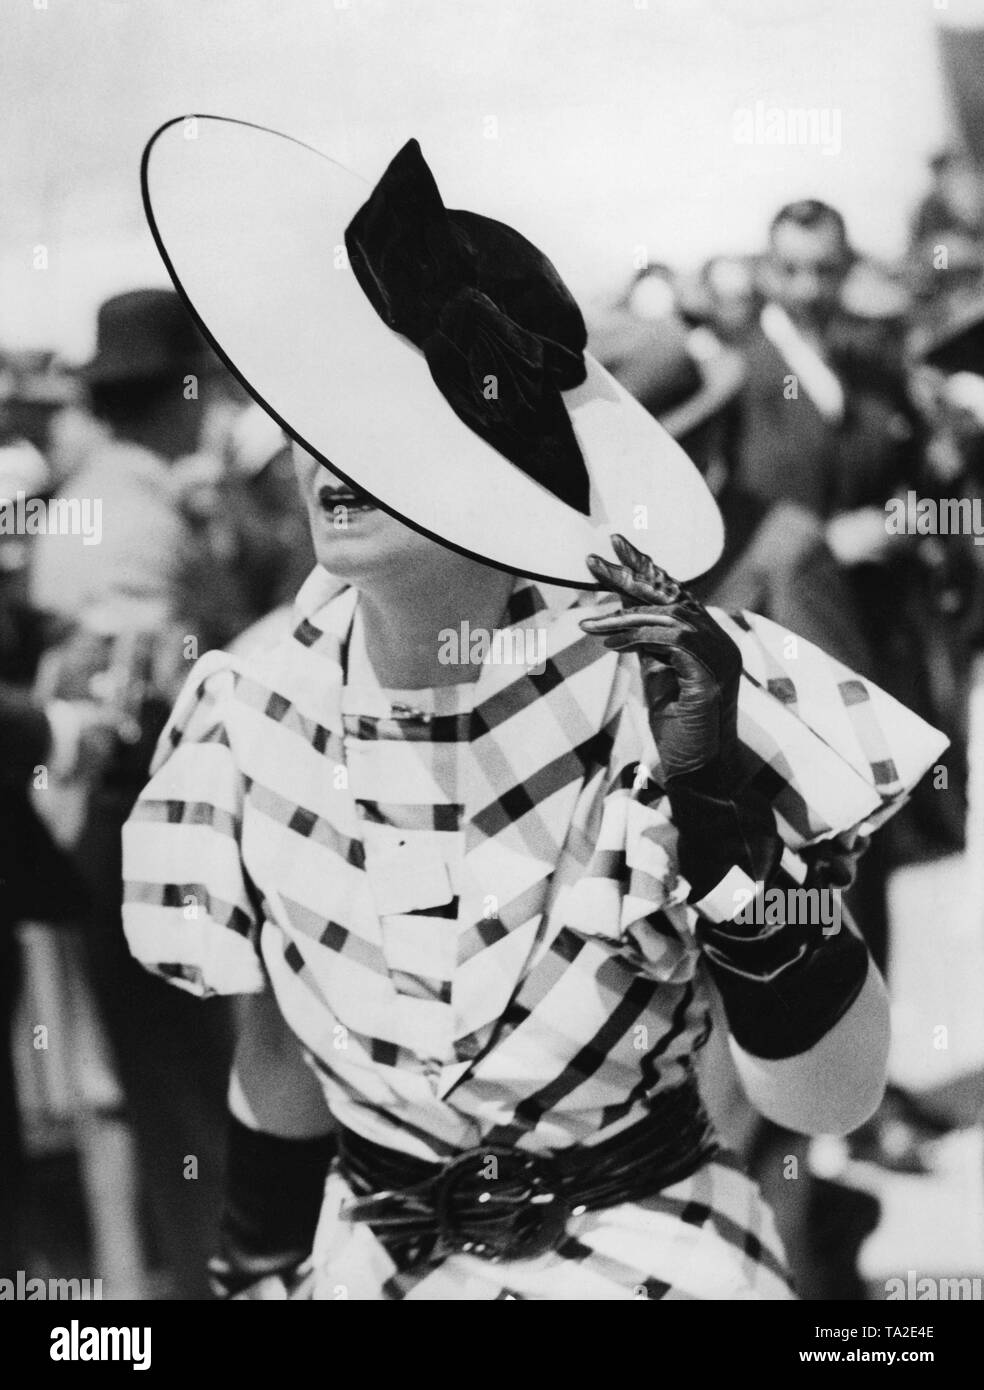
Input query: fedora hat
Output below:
<box><xmin>141</xmin><ymin>116</ymin><xmax>723</xmax><ymax>588</ymax></box>
<box><xmin>81</xmin><ymin>288</ymin><xmax>218</xmax><ymax>386</ymax></box>
<box><xmin>589</xmin><ymin>309</ymin><xmax>745</xmax><ymax>440</ymax></box>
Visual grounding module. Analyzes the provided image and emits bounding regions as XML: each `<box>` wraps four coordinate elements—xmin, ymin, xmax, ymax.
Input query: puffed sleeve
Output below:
<box><xmin>122</xmin><ymin>651</ymin><xmax>268</xmax><ymax>998</ymax></box>
<box><xmin>552</xmin><ymin>676</ymin><xmax>702</xmax><ymax>985</ymax></box>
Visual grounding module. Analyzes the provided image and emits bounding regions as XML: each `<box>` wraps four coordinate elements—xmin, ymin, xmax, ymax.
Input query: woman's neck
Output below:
<box><xmin>354</xmin><ymin>561</ymin><xmax>517</xmax><ymax>689</ymax></box>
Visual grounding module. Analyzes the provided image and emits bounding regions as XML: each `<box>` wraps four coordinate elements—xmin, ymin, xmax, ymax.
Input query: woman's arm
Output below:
<box><xmin>580</xmin><ymin>534</ymin><xmax>890</xmax><ymax>1137</ymax></box>
<box><xmin>211</xmin><ymin>992</ymin><xmax>338</xmax><ymax>1298</ymax></box>
<box><xmin>669</xmin><ymin>777</ymin><xmax>889</xmax><ymax>1135</ymax></box>
<box><xmin>230</xmin><ymin>989</ymin><xmax>337</xmax><ymax>1137</ymax></box>
<box><xmin>730</xmin><ymin>952</ymin><xmax>889</xmax><ymax>1135</ymax></box>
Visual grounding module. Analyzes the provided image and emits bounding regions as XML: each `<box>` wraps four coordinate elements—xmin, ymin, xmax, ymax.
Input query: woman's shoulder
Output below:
<box><xmin>159</xmin><ymin>577</ymin><xmax>356</xmax><ymax>755</ymax></box>
<box><xmin>153</xmin><ymin>649</ymin><xmax>247</xmax><ymax>766</ymax></box>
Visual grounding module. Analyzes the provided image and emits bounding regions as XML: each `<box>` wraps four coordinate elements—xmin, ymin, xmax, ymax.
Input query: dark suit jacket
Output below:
<box><xmin>693</xmin><ymin>486</ymin><xmax>875</xmax><ymax>676</ymax></box>
<box><xmin>0</xmin><ymin>682</ymin><xmax>87</xmax><ymax>927</ymax></box>
<box><xmin>734</xmin><ymin>314</ymin><xmax>916</xmax><ymax>518</ymax></box>
<box><xmin>0</xmin><ymin>681</ymin><xmax>50</xmax><ymax>785</ymax></box>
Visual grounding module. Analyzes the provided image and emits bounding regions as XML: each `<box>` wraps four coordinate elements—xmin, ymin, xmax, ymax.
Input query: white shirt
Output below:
<box><xmin>29</xmin><ymin>438</ymin><xmax>191</xmax><ymax>631</ymax></box>
<box><xmin>760</xmin><ymin>302</ymin><xmax>845</xmax><ymax>424</ymax></box>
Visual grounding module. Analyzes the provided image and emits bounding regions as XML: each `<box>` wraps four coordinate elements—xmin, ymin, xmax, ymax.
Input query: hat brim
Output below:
<box><xmin>142</xmin><ymin>116</ymin><xmax>723</xmax><ymax>588</ymax></box>
<box><xmin>78</xmin><ymin>349</ymin><xmax>219</xmax><ymax>387</ymax></box>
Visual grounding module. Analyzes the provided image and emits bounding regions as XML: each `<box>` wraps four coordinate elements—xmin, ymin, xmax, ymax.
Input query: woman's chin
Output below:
<box><xmin>309</xmin><ymin>509</ymin><xmax>411</xmax><ymax>577</ymax></box>
<box><xmin>305</xmin><ymin>494</ymin><xmax>469</xmax><ymax>583</ymax></box>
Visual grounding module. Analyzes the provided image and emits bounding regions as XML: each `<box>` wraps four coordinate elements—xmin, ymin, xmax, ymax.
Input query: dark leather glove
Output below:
<box><xmin>580</xmin><ymin>533</ymin><xmax>777</xmax><ymax>897</ymax></box>
<box><xmin>208</xmin><ymin>1114</ymin><xmax>337</xmax><ymax>1299</ymax></box>
<box><xmin>580</xmin><ymin>533</ymin><xmax>743</xmax><ymax>789</ymax></box>
<box><xmin>580</xmin><ymin>535</ymin><xmax>870</xmax><ymax>1060</ymax></box>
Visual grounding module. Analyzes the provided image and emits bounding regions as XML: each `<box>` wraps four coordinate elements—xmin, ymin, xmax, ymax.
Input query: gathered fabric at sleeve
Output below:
<box><xmin>549</xmin><ymin>668</ymin><xmax>704</xmax><ymax>986</ymax></box>
<box><xmin>122</xmin><ymin>650</ymin><xmax>268</xmax><ymax>999</ymax></box>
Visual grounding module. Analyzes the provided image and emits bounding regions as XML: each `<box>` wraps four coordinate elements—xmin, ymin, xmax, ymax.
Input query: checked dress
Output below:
<box><xmin>122</xmin><ymin>566</ymin><xmax>942</xmax><ymax>1299</ymax></box>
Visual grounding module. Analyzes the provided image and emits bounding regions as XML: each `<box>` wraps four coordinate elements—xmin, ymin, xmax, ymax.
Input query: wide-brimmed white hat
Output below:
<box><xmin>141</xmin><ymin>115</ymin><xmax>723</xmax><ymax>588</ymax></box>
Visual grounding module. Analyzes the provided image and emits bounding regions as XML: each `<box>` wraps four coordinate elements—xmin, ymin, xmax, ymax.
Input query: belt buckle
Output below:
<box><xmin>433</xmin><ymin>1144</ymin><xmax>570</xmax><ymax>1262</ymax></box>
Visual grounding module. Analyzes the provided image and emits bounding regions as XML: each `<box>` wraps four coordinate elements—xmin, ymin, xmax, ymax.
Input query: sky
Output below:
<box><xmin>2</xmin><ymin>0</ymin><xmax>979</xmax><ymax>355</ymax></box>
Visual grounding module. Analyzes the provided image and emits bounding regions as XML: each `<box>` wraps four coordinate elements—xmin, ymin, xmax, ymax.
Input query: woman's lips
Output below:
<box><xmin>317</xmin><ymin>484</ymin><xmax>376</xmax><ymax>514</ymax></box>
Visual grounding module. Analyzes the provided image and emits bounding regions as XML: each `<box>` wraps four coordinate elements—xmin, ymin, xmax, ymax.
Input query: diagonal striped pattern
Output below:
<box><xmin>122</xmin><ymin>565</ymin><xmax>942</xmax><ymax>1298</ymax></box>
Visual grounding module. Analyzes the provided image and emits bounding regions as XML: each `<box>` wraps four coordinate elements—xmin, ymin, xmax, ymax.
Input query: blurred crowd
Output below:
<box><xmin>3</xmin><ymin>145</ymin><xmax>984</xmax><ymax>1300</ymax></box>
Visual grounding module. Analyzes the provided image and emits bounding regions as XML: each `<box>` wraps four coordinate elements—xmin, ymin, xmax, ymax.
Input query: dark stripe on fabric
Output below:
<box><xmin>390</xmin><ymin>971</ymin><xmax>453</xmax><ymax>1004</ymax></box>
<box><xmin>339</xmin><ymin>1102</ymin><xmax>468</xmax><ymax>1162</ymax></box>
<box><xmin>167</xmin><ymin>720</ymin><xmax>232</xmax><ymax>756</ymax></box>
<box><xmin>246</xmin><ymin>780</ymin><xmax>365</xmax><ymax>869</ymax></box>
<box><xmin>471</xmin><ymin>726</ymin><xmax>615</xmax><ymax>839</ymax></box>
<box><xmin>284</xmin><ymin>940</ymin><xmax>305</xmax><ymax>973</ymax></box>
<box><xmin>766</xmin><ymin>677</ymin><xmax>797</xmax><ymax>705</ymax></box>
<box><xmin>493</xmin><ymin>968</ymin><xmax>658</xmax><ymax>1140</ymax></box>
<box><xmin>555</xmin><ymin>1235</ymin><xmax>662</xmax><ymax>1293</ymax></box>
<box><xmin>471</xmin><ymin>633</ymin><xmax>611</xmax><ymax>735</ymax></box>
<box><xmin>404</xmin><ymin>897</ymin><xmax>460</xmax><ymax>920</ymax></box>
<box><xmin>276</xmin><ymin>892</ymin><xmax>390</xmax><ymax>977</ymax></box>
<box><xmin>458</xmin><ymin>877</ymin><xmax>548</xmax><ymax>963</ymax></box>
<box><xmin>343</xmin><ymin>711</ymin><xmax>471</xmax><ymax>743</ymax></box>
<box><xmin>870</xmin><ymin>757</ymin><xmax>899</xmax><ymax>786</ymax></box>
<box><xmin>124</xmin><ymin>880</ymin><xmax>254</xmax><ymax>937</ymax></box>
<box><xmin>356</xmin><ymin>800</ymin><xmax>462</xmax><ymax>832</ymax></box>
<box><xmin>128</xmin><ymin>797</ymin><xmax>240</xmax><ymax>838</ymax></box>
<box><xmin>595</xmin><ymin>982</ymin><xmax>698</xmax><ymax>1131</ymax></box>
<box><xmin>639</xmin><ymin>1191</ymin><xmax>790</xmax><ymax>1285</ymax></box>
<box><xmin>236</xmin><ymin>673</ymin><xmax>343</xmax><ymax>761</ymax></box>
<box><xmin>504</xmin><ymin>583</ymin><xmax>548</xmax><ymax>626</ymax></box>
<box><xmin>293</xmin><ymin>617</ymin><xmax>324</xmax><ymax>648</ymax></box>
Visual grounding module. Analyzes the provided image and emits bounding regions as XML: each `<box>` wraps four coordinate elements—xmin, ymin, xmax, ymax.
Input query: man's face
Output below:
<box><xmin>762</xmin><ymin>219</ymin><xmax>850</xmax><ymax>329</ymax></box>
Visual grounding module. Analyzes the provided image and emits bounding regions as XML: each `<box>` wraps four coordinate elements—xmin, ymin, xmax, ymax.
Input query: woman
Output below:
<box><xmin>122</xmin><ymin>122</ymin><xmax>941</xmax><ymax>1300</ymax></box>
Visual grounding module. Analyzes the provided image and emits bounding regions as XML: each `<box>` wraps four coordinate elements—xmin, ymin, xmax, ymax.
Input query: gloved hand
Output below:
<box><xmin>579</xmin><ymin>533</ymin><xmax>743</xmax><ymax>790</ymax></box>
<box><xmin>580</xmin><ymin>535</ymin><xmax>871</xmax><ymax>1061</ymax></box>
<box><xmin>208</xmin><ymin>1114</ymin><xmax>337</xmax><ymax>1300</ymax></box>
<box><xmin>580</xmin><ymin>534</ymin><xmax>778</xmax><ymax>898</ymax></box>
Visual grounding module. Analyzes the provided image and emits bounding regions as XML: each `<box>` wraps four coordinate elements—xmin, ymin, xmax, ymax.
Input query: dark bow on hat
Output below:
<box><xmin>344</xmin><ymin>139</ymin><xmax>592</xmax><ymax>515</ymax></box>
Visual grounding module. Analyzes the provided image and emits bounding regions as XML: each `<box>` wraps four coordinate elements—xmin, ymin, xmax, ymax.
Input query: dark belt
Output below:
<box><xmin>337</xmin><ymin>1082</ymin><xmax>719</xmax><ymax>1268</ymax></box>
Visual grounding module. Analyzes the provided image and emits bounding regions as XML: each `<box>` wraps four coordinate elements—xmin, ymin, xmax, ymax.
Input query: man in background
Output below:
<box><xmin>736</xmin><ymin>198</ymin><xmax>915</xmax><ymax>522</ymax></box>
<box><xmin>30</xmin><ymin>289</ymin><xmax>237</xmax><ymax>1298</ymax></box>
